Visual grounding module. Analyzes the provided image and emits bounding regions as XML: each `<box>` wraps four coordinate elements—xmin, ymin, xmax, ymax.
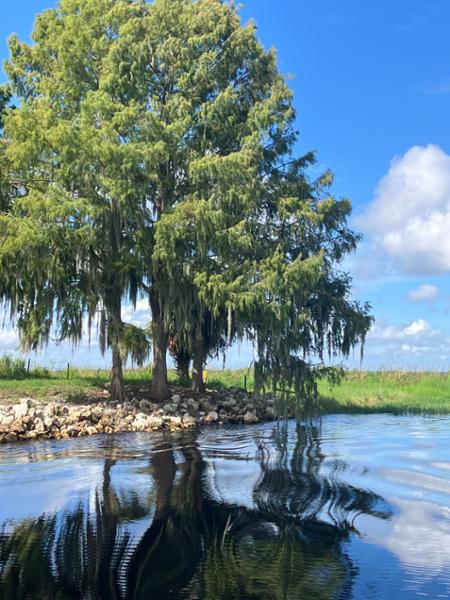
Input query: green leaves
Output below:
<box><xmin>0</xmin><ymin>0</ymin><xmax>372</xmax><ymax>403</ymax></box>
<box><xmin>118</xmin><ymin>323</ymin><xmax>150</xmax><ymax>365</ymax></box>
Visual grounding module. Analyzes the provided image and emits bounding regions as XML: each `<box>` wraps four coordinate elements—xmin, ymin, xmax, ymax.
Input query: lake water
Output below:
<box><xmin>0</xmin><ymin>414</ymin><xmax>449</xmax><ymax>599</ymax></box>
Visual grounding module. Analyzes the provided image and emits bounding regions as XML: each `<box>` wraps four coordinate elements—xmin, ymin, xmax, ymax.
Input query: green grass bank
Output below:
<box><xmin>0</xmin><ymin>360</ymin><xmax>449</xmax><ymax>414</ymax></box>
<box><xmin>317</xmin><ymin>370</ymin><xmax>450</xmax><ymax>414</ymax></box>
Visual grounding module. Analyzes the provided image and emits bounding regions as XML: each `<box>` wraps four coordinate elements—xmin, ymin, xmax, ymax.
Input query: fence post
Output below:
<box><xmin>67</xmin><ymin>363</ymin><xmax>70</xmax><ymax>380</ymax></box>
<box><xmin>27</xmin><ymin>358</ymin><xmax>31</xmax><ymax>376</ymax></box>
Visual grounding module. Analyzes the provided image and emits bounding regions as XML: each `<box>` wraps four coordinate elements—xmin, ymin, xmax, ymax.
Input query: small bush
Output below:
<box><xmin>30</xmin><ymin>366</ymin><xmax>50</xmax><ymax>379</ymax></box>
<box><xmin>0</xmin><ymin>355</ymin><xmax>27</xmax><ymax>379</ymax></box>
<box><xmin>0</xmin><ymin>355</ymin><xmax>50</xmax><ymax>379</ymax></box>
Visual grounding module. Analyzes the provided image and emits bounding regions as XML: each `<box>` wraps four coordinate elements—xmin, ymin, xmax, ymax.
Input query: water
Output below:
<box><xmin>0</xmin><ymin>414</ymin><xmax>449</xmax><ymax>599</ymax></box>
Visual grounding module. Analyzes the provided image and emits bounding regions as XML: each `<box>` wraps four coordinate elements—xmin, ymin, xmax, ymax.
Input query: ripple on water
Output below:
<box><xmin>0</xmin><ymin>414</ymin><xmax>449</xmax><ymax>599</ymax></box>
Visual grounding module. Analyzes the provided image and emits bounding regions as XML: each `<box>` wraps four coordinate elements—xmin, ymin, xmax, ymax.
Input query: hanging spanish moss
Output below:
<box><xmin>0</xmin><ymin>0</ymin><xmax>372</xmax><ymax>405</ymax></box>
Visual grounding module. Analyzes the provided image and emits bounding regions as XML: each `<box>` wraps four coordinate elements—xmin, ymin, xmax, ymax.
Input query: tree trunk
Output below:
<box><xmin>175</xmin><ymin>349</ymin><xmax>191</xmax><ymax>383</ymax></box>
<box><xmin>108</xmin><ymin>285</ymin><xmax>126</xmax><ymax>404</ymax></box>
<box><xmin>168</xmin><ymin>335</ymin><xmax>191</xmax><ymax>384</ymax></box>
<box><xmin>150</xmin><ymin>291</ymin><xmax>171</xmax><ymax>400</ymax></box>
<box><xmin>111</xmin><ymin>341</ymin><xmax>125</xmax><ymax>403</ymax></box>
<box><xmin>191</xmin><ymin>325</ymin><xmax>205</xmax><ymax>393</ymax></box>
<box><xmin>175</xmin><ymin>348</ymin><xmax>191</xmax><ymax>384</ymax></box>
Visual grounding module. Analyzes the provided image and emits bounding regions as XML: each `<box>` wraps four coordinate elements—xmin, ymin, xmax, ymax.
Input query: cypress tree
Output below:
<box><xmin>154</xmin><ymin>145</ymin><xmax>372</xmax><ymax>404</ymax></box>
<box><xmin>0</xmin><ymin>0</ymin><xmax>151</xmax><ymax>402</ymax></box>
<box><xmin>0</xmin><ymin>0</ymin><xmax>371</xmax><ymax>404</ymax></box>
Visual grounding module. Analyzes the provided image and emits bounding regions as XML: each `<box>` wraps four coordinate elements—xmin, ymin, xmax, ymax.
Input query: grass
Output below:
<box><xmin>317</xmin><ymin>370</ymin><xmax>450</xmax><ymax>414</ymax></box>
<box><xmin>0</xmin><ymin>364</ymin><xmax>449</xmax><ymax>414</ymax></box>
<box><xmin>0</xmin><ymin>366</ymin><xmax>254</xmax><ymax>403</ymax></box>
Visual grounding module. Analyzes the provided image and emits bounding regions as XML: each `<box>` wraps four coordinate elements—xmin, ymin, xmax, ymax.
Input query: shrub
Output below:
<box><xmin>30</xmin><ymin>366</ymin><xmax>50</xmax><ymax>379</ymax></box>
<box><xmin>0</xmin><ymin>355</ymin><xmax>27</xmax><ymax>379</ymax></box>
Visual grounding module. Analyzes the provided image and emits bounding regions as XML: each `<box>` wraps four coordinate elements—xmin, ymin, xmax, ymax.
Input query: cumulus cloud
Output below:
<box><xmin>369</xmin><ymin>318</ymin><xmax>439</xmax><ymax>343</ymax></box>
<box><xmin>407</xmin><ymin>284</ymin><xmax>439</xmax><ymax>303</ymax></box>
<box><xmin>357</xmin><ymin>144</ymin><xmax>450</xmax><ymax>275</ymax></box>
<box><xmin>358</xmin><ymin>317</ymin><xmax>450</xmax><ymax>368</ymax></box>
<box><xmin>371</xmin><ymin>499</ymin><xmax>450</xmax><ymax>571</ymax></box>
<box><xmin>122</xmin><ymin>298</ymin><xmax>150</xmax><ymax>328</ymax></box>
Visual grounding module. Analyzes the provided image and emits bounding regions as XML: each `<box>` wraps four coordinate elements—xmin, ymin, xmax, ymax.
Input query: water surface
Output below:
<box><xmin>0</xmin><ymin>414</ymin><xmax>449</xmax><ymax>599</ymax></box>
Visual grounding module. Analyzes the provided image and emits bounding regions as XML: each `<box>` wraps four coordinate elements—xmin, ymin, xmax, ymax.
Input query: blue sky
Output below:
<box><xmin>1</xmin><ymin>0</ymin><xmax>450</xmax><ymax>370</ymax></box>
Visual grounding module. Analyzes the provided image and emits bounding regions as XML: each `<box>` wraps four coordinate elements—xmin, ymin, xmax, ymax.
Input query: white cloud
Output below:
<box><xmin>357</xmin><ymin>144</ymin><xmax>450</xmax><ymax>275</ymax></box>
<box><xmin>369</xmin><ymin>318</ymin><xmax>439</xmax><ymax>342</ymax></box>
<box><xmin>122</xmin><ymin>298</ymin><xmax>150</xmax><ymax>328</ymax></box>
<box><xmin>0</xmin><ymin>328</ymin><xmax>19</xmax><ymax>352</ymax></box>
<box><xmin>368</xmin><ymin>499</ymin><xmax>450</xmax><ymax>572</ymax></box>
<box><xmin>407</xmin><ymin>283</ymin><xmax>439</xmax><ymax>303</ymax></box>
<box><xmin>404</xmin><ymin>318</ymin><xmax>430</xmax><ymax>335</ymax></box>
<box><xmin>356</xmin><ymin>317</ymin><xmax>450</xmax><ymax>368</ymax></box>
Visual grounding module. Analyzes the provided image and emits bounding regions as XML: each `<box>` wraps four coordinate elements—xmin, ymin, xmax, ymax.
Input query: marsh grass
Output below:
<box><xmin>317</xmin><ymin>369</ymin><xmax>450</xmax><ymax>414</ymax></box>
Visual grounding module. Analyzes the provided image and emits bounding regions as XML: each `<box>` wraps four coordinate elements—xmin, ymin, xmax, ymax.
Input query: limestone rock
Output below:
<box><xmin>148</xmin><ymin>415</ymin><xmax>163</xmax><ymax>429</ymax></box>
<box><xmin>19</xmin><ymin>398</ymin><xmax>34</xmax><ymax>408</ymax></box>
<box><xmin>13</xmin><ymin>403</ymin><xmax>29</xmax><ymax>420</ymax></box>
<box><xmin>139</xmin><ymin>399</ymin><xmax>157</xmax><ymax>412</ymax></box>
<box><xmin>205</xmin><ymin>410</ymin><xmax>218</xmax><ymax>423</ymax></box>
<box><xmin>1</xmin><ymin>415</ymin><xmax>14</xmax><ymax>427</ymax></box>
<box><xmin>43</xmin><ymin>404</ymin><xmax>57</xmax><ymax>418</ymax></box>
<box><xmin>168</xmin><ymin>416</ymin><xmax>182</xmax><ymax>429</ymax></box>
<box><xmin>0</xmin><ymin>386</ymin><xmax>281</xmax><ymax>444</ymax></box>
<box><xmin>186</xmin><ymin>398</ymin><xmax>199</xmax><ymax>412</ymax></box>
<box><xmin>44</xmin><ymin>416</ymin><xmax>54</xmax><ymax>430</ymax></box>
<box><xmin>182</xmin><ymin>415</ymin><xmax>196</xmax><ymax>428</ymax></box>
<box><xmin>67</xmin><ymin>425</ymin><xmax>79</xmax><ymax>437</ymax></box>
<box><xmin>11</xmin><ymin>420</ymin><xmax>26</xmax><ymax>434</ymax></box>
<box><xmin>243</xmin><ymin>411</ymin><xmax>259</xmax><ymax>424</ymax></box>
<box><xmin>34</xmin><ymin>418</ymin><xmax>45</xmax><ymax>434</ymax></box>
<box><xmin>132</xmin><ymin>414</ymin><xmax>148</xmax><ymax>431</ymax></box>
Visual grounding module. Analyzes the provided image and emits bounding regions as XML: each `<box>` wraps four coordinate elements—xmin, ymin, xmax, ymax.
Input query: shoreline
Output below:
<box><xmin>0</xmin><ymin>386</ymin><xmax>280</xmax><ymax>444</ymax></box>
<box><xmin>1</xmin><ymin>368</ymin><xmax>449</xmax><ymax>444</ymax></box>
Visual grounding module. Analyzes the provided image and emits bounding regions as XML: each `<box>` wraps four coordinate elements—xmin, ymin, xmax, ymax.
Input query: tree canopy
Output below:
<box><xmin>0</xmin><ymin>0</ymin><xmax>372</xmax><ymax>403</ymax></box>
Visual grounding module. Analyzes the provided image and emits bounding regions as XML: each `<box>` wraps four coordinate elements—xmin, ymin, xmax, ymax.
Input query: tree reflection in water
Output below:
<box><xmin>0</xmin><ymin>423</ymin><xmax>391</xmax><ymax>599</ymax></box>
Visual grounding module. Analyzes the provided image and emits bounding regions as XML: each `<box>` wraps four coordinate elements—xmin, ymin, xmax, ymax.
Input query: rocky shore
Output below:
<box><xmin>0</xmin><ymin>386</ymin><xmax>281</xmax><ymax>444</ymax></box>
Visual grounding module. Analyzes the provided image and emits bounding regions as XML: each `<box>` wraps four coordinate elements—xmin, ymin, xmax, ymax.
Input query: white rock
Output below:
<box><xmin>243</xmin><ymin>411</ymin><xmax>259</xmax><ymax>424</ymax></box>
<box><xmin>43</xmin><ymin>416</ymin><xmax>54</xmax><ymax>429</ymax></box>
<box><xmin>169</xmin><ymin>416</ymin><xmax>182</xmax><ymax>428</ymax></box>
<box><xmin>1</xmin><ymin>415</ymin><xmax>14</xmax><ymax>427</ymax></box>
<box><xmin>148</xmin><ymin>415</ymin><xmax>163</xmax><ymax>429</ymax></box>
<box><xmin>13</xmin><ymin>403</ymin><xmax>28</xmax><ymax>420</ymax></box>
<box><xmin>132</xmin><ymin>413</ymin><xmax>149</xmax><ymax>431</ymax></box>
<box><xmin>34</xmin><ymin>417</ymin><xmax>45</xmax><ymax>434</ymax></box>
<box><xmin>186</xmin><ymin>398</ymin><xmax>199</xmax><ymax>411</ymax></box>
<box><xmin>205</xmin><ymin>410</ymin><xmax>218</xmax><ymax>423</ymax></box>
<box><xmin>19</xmin><ymin>398</ymin><xmax>34</xmax><ymax>408</ymax></box>
<box><xmin>266</xmin><ymin>406</ymin><xmax>276</xmax><ymax>419</ymax></box>
<box><xmin>182</xmin><ymin>415</ymin><xmax>196</xmax><ymax>428</ymax></box>
<box><xmin>43</xmin><ymin>404</ymin><xmax>57</xmax><ymax>417</ymax></box>
<box><xmin>139</xmin><ymin>400</ymin><xmax>153</xmax><ymax>411</ymax></box>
